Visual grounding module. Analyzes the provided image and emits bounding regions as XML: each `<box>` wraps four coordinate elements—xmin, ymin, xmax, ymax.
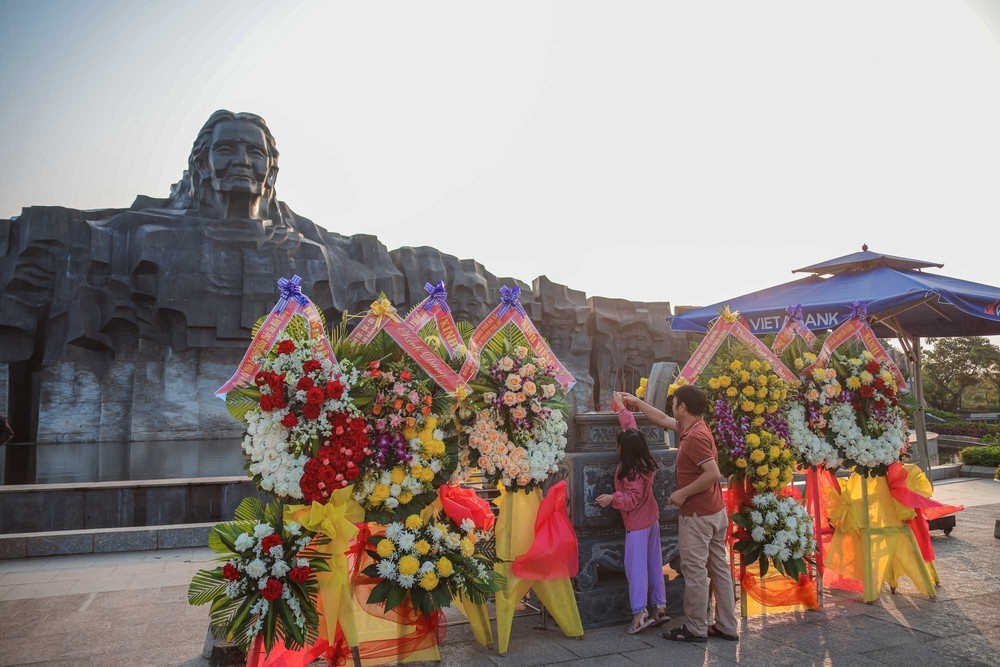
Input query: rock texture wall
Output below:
<box><xmin>0</xmin><ymin>110</ymin><xmax>688</xmax><ymax>454</ymax></box>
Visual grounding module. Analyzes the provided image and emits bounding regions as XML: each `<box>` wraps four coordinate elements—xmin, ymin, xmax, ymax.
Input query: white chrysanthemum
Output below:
<box><xmin>253</xmin><ymin>523</ymin><xmax>274</xmax><ymax>539</ymax></box>
<box><xmin>271</xmin><ymin>560</ymin><xmax>290</xmax><ymax>578</ymax></box>
<box><xmin>751</xmin><ymin>527</ymin><xmax>766</xmax><ymax>542</ymax></box>
<box><xmin>234</xmin><ymin>533</ymin><xmax>255</xmax><ymax>552</ymax></box>
<box><xmin>377</xmin><ymin>559</ymin><xmax>398</xmax><ymax>580</ymax></box>
<box><xmin>750</xmin><ymin>511</ymin><xmax>763</xmax><ymax>524</ymax></box>
<box><xmin>385</xmin><ymin>522</ymin><xmax>404</xmax><ymax>542</ymax></box>
<box><xmin>245</xmin><ymin>558</ymin><xmax>267</xmax><ymax>579</ymax></box>
<box><xmin>419</xmin><ymin>561</ymin><xmax>436</xmax><ymax>574</ymax></box>
<box><xmin>397</xmin><ymin>531</ymin><xmax>416</xmax><ymax>552</ymax></box>
<box><xmin>764</xmin><ymin>512</ymin><xmax>778</xmax><ymax>526</ymax></box>
<box><xmin>398</xmin><ymin>574</ymin><xmax>415</xmax><ymax>589</ymax></box>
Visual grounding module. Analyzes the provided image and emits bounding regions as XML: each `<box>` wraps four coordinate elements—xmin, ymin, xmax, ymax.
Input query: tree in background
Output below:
<box><xmin>923</xmin><ymin>337</ymin><xmax>1000</xmax><ymax>412</ymax></box>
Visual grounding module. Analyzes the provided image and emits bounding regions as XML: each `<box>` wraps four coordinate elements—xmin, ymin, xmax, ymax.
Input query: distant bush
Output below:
<box><xmin>933</xmin><ymin>422</ymin><xmax>1000</xmax><ymax>438</ymax></box>
<box><xmin>959</xmin><ymin>445</ymin><xmax>1000</xmax><ymax>467</ymax></box>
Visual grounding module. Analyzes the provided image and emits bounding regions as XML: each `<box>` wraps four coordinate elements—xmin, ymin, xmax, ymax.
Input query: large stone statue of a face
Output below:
<box><xmin>169</xmin><ymin>110</ymin><xmax>279</xmax><ymax>222</ymax></box>
<box><xmin>589</xmin><ymin>298</ymin><xmax>683</xmax><ymax>410</ymax></box>
<box><xmin>447</xmin><ymin>258</ymin><xmax>497</xmax><ymax>325</ymax></box>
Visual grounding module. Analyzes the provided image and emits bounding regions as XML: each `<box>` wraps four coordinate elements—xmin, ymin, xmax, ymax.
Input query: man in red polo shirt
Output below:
<box><xmin>623</xmin><ymin>385</ymin><xmax>739</xmax><ymax>643</ymax></box>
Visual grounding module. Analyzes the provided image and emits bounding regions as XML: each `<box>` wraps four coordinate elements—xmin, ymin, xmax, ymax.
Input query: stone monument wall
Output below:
<box><xmin>0</xmin><ymin>110</ymin><xmax>690</xmax><ymax>474</ymax></box>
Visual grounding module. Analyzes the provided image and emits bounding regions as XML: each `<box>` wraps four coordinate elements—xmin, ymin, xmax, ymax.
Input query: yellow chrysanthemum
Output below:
<box><xmin>436</xmin><ymin>557</ymin><xmax>454</xmax><ymax>577</ymax></box>
<box><xmin>811</xmin><ymin>368</ymin><xmax>827</xmax><ymax>383</ymax></box>
<box><xmin>414</xmin><ymin>539</ymin><xmax>431</xmax><ymax>555</ymax></box>
<box><xmin>756</xmin><ymin>465</ymin><xmax>770</xmax><ymax>477</ymax></box>
<box><xmin>756</xmin><ymin>374</ymin><xmax>768</xmax><ymax>387</ymax></box>
<box><xmin>736</xmin><ymin>458</ymin><xmax>748</xmax><ymax>468</ymax></box>
<box><xmin>781</xmin><ymin>468</ymin><xmax>795</xmax><ymax>483</ymax></box>
<box><xmin>460</xmin><ymin>538</ymin><xmax>475</xmax><ymax>558</ymax></box>
<box><xmin>398</xmin><ymin>491</ymin><xmax>414</xmax><ymax>505</ymax></box>
<box><xmin>781</xmin><ymin>449</ymin><xmax>792</xmax><ymax>461</ymax></box>
<box><xmin>373</xmin><ymin>484</ymin><xmax>391</xmax><ymax>501</ymax></box>
<box><xmin>398</xmin><ymin>555</ymin><xmax>420</xmax><ymax>577</ymax></box>
<box><xmin>766</xmin><ymin>403</ymin><xmax>778</xmax><ymax>414</ymax></box>
<box><xmin>769</xmin><ymin>446</ymin><xmax>781</xmax><ymax>460</ymax></box>
<box><xmin>719</xmin><ymin>375</ymin><xmax>732</xmax><ymax>387</ymax></box>
<box><xmin>667</xmin><ymin>383</ymin><xmax>678</xmax><ymax>397</ymax></box>
<box><xmin>726</xmin><ymin>387</ymin><xmax>738</xmax><ymax>398</ymax></box>
<box><xmin>403</xmin><ymin>426</ymin><xmax>417</xmax><ymax>440</ymax></box>
<box><xmin>749</xmin><ymin>360</ymin><xmax>762</xmax><ymax>371</ymax></box>
<box><xmin>741</xmin><ymin>401</ymin><xmax>756</xmax><ymax>413</ymax></box>
<box><xmin>390</xmin><ymin>467</ymin><xmax>406</xmax><ymax>485</ymax></box>
<box><xmin>750</xmin><ymin>450</ymin><xmax>765</xmax><ymax>463</ymax></box>
<box><xmin>794</xmin><ymin>358</ymin><xmax>805</xmax><ymax>370</ymax></box>
<box><xmin>804</xmin><ymin>352</ymin><xmax>818</xmax><ymax>362</ymax></box>
<box><xmin>419</xmin><ymin>571</ymin><xmax>440</xmax><ymax>591</ymax></box>
<box><xmin>756</xmin><ymin>387</ymin><xmax>768</xmax><ymax>400</ymax></box>
<box><xmin>763</xmin><ymin>362</ymin><xmax>771</xmax><ymax>372</ymax></box>
<box><xmin>861</xmin><ymin>350</ymin><xmax>874</xmax><ymax>361</ymax></box>
<box><xmin>405</xmin><ymin>514</ymin><xmax>423</xmax><ymax>530</ymax></box>
<box><xmin>740</xmin><ymin>370</ymin><xmax>751</xmax><ymax>383</ymax></box>
<box><xmin>752</xmin><ymin>417</ymin><xmax>765</xmax><ymax>428</ymax></box>
<box><xmin>708</xmin><ymin>378</ymin><xmax>720</xmax><ymax>390</ymax></box>
<box><xmin>754</xmin><ymin>404</ymin><xmax>766</xmax><ymax>415</ymax></box>
<box><xmin>746</xmin><ymin>433</ymin><xmax>761</xmax><ymax>447</ymax></box>
<box><xmin>860</xmin><ymin>371</ymin><xmax>874</xmax><ymax>384</ymax></box>
<box><xmin>376</xmin><ymin>539</ymin><xmax>395</xmax><ymax>558</ymax></box>
<box><xmin>846</xmin><ymin>376</ymin><xmax>861</xmax><ymax>390</ymax></box>
<box><xmin>729</xmin><ymin>360</ymin><xmax>743</xmax><ymax>371</ymax></box>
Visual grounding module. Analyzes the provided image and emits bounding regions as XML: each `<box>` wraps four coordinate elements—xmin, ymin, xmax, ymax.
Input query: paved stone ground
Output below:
<box><xmin>1</xmin><ymin>478</ymin><xmax>997</xmax><ymax>666</ymax></box>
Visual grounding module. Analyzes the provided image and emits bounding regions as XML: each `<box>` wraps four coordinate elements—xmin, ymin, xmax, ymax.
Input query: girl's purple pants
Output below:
<box><xmin>625</xmin><ymin>521</ymin><xmax>666</xmax><ymax>614</ymax></box>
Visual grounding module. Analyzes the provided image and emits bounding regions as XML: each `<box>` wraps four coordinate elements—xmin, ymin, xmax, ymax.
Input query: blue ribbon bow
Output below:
<box><xmin>786</xmin><ymin>304</ymin><xmax>805</xmax><ymax>323</ymax></box>
<box><xmin>497</xmin><ymin>284</ymin><xmax>526</xmax><ymax>318</ymax></box>
<box><xmin>848</xmin><ymin>301</ymin><xmax>868</xmax><ymax>320</ymax></box>
<box><xmin>422</xmin><ymin>281</ymin><xmax>450</xmax><ymax>312</ymax></box>
<box><xmin>276</xmin><ymin>275</ymin><xmax>309</xmax><ymax>309</ymax></box>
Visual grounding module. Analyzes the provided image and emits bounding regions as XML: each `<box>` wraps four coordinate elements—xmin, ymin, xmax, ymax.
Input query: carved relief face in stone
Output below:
<box><xmin>621</xmin><ymin>323</ymin><xmax>653</xmax><ymax>368</ymax></box>
<box><xmin>207</xmin><ymin>121</ymin><xmax>270</xmax><ymax>195</ymax></box>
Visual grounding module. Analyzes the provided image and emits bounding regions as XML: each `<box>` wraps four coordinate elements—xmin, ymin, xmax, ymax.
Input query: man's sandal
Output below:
<box><xmin>662</xmin><ymin>625</ymin><xmax>707</xmax><ymax>642</ymax></box>
<box><xmin>650</xmin><ymin>607</ymin><xmax>671</xmax><ymax>627</ymax></box>
<box><xmin>707</xmin><ymin>624</ymin><xmax>739</xmax><ymax>641</ymax></box>
<box><xmin>626</xmin><ymin>610</ymin><xmax>655</xmax><ymax>635</ymax></box>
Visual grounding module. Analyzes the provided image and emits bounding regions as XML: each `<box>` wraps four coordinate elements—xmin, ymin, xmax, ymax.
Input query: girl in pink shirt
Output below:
<box><xmin>596</xmin><ymin>396</ymin><xmax>669</xmax><ymax>633</ymax></box>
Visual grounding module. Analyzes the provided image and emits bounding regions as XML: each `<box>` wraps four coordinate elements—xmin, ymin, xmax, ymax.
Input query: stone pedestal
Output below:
<box><xmin>560</xmin><ymin>412</ymin><xmax>683</xmax><ymax>628</ymax></box>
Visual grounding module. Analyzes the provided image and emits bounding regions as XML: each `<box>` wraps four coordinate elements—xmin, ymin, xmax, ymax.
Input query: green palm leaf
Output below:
<box><xmin>188</xmin><ymin>568</ymin><xmax>228</xmax><ymax>606</ymax></box>
<box><xmin>225</xmin><ymin>387</ymin><xmax>261</xmax><ymax>422</ymax></box>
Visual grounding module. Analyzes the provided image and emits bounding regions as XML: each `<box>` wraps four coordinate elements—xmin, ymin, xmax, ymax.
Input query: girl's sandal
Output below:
<box><xmin>662</xmin><ymin>625</ymin><xmax>707</xmax><ymax>642</ymax></box>
<box><xmin>626</xmin><ymin>610</ymin><xmax>655</xmax><ymax>635</ymax></box>
<box><xmin>650</xmin><ymin>607</ymin><xmax>671</xmax><ymax>628</ymax></box>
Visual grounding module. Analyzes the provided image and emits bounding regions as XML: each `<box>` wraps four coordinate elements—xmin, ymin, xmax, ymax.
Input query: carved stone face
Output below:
<box><xmin>450</xmin><ymin>288</ymin><xmax>489</xmax><ymax>325</ymax></box>
<box><xmin>207</xmin><ymin>121</ymin><xmax>270</xmax><ymax>195</ymax></box>
<box><xmin>621</xmin><ymin>323</ymin><xmax>653</xmax><ymax>368</ymax></box>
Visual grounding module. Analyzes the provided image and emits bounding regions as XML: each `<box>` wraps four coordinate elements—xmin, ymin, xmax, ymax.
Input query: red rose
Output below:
<box><xmin>886</xmin><ymin>387</ymin><xmax>896</xmax><ymax>397</ymax></box>
<box><xmin>277</xmin><ymin>340</ymin><xmax>297</xmax><ymax>355</ymax></box>
<box><xmin>325</xmin><ymin>381</ymin><xmax>345</xmax><ymax>400</ymax></box>
<box><xmin>303</xmin><ymin>359</ymin><xmax>322</xmax><ymax>374</ymax></box>
<box><xmin>222</xmin><ymin>563</ymin><xmax>239</xmax><ymax>581</ymax></box>
<box><xmin>874</xmin><ymin>377</ymin><xmax>886</xmax><ymax>391</ymax></box>
<box><xmin>439</xmin><ymin>483</ymin><xmax>496</xmax><ymax>531</ymax></box>
<box><xmin>345</xmin><ymin>466</ymin><xmax>360</xmax><ymax>481</ymax></box>
<box><xmin>268</xmin><ymin>373</ymin><xmax>286</xmax><ymax>391</ymax></box>
<box><xmin>307</xmin><ymin>387</ymin><xmax>326</xmax><ymax>406</ymax></box>
<box><xmin>859</xmin><ymin>385</ymin><xmax>875</xmax><ymax>398</ymax></box>
<box><xmin>296</xmin><ymin>376</ymin><xmax>314</xmax><ymax>392</ymax></box>
<box><xmin>254</xmin><ymin>372</ymin><xmax>268</xmax><ymax>387</ymax></box>
<box><xmin>271</xmin><ymin>394</ymin><xmax>287</xmax><ymax>410</ymax></box>
<box><xmin>260</xmin><ymin>394</ymin><xmax>274</xmax><ymax>412</ymax></box>
<box><xmin>280</xmin><ymin>413</ymin><xmax>298</xmax><ymax>428</ymax></box>
<box><xmin>261</xmin><ymin>534</ymin><xmax>283</xmax><ymax>553</ymax></box>
<box><xmin>317</xmin><ymin>466</ymin><xmax>336</xmax><ymax>486</ymax></box>
<box><xmin>302</xmin><ymin>403</ymin><xmax>321</xmax><ymax>420</ymax></box>
<box><xmin>288</xmin><ymin>566</ymin><xmax>311</xmax><ymax>584</ymax></box>
<box><xmin>400</xmin><ymin>371</ymin><xmax>412</xmax><ymax>381</ymax></box>
<box><xmin>369</xmin><ymin>361</ymin><xmax>380</xmax><ymax>370</ymax></box>
<box><xmin>261</xmin><ymin>578</ymin><xmax>283</xmax><ymax>602</ymax></box>
<box><xmin>865</xmin><ymin>361</ymin><xmax>881</xmax><ymax>375</ymax></box>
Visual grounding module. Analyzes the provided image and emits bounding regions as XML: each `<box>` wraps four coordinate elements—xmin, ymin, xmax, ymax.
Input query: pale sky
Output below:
<box><xmin>2</xmin><ymin>0</ymin><xmax>1000</xmax><ymax>309</ymax></box>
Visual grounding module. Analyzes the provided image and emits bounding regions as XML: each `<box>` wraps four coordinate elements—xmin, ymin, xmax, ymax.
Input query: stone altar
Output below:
<box><xmin>0</xmin><ymin>109</ymin><xmax>689</xmax><ymax>486</ymax></box>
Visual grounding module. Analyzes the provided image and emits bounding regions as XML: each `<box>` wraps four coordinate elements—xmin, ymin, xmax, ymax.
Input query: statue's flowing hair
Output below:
<box><xmin>168</xmin><ymin>110</ymin><xmax>284</xmax><ymax>224</ymax></box>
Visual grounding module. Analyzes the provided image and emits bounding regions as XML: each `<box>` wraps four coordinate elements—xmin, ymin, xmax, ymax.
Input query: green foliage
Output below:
<box><xmin>226</xmin><ymin>387</ymin><xmax>261</xmax><ymax>423</ymax></box>
<box><xmin>958</xmin><ymin>445</ymin><xmax>1000</xmax><ymax>467</ymax></box>
<box><xmin>926</xmin><ymin>407</ymin><xmax>963</xmax><ymax>421</ymax></box>
<box><xmin>924</xmin><ymin>337</ymin><xmax>1000</xmax><ymax>412</ymax></box>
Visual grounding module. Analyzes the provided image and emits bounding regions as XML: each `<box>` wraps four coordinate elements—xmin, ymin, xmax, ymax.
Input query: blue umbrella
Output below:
<box><xmin>669</xmin><ymin>247</ymin><xmax>1000</xmax><ymax>471</ymax></box>
<box><xmin>671</xmin><ymin>250</ymin><xmax>1000</xmax><ymax>338</ymax></box>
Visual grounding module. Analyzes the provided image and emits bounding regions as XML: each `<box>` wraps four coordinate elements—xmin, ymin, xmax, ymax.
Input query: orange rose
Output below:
<box><xmin>394</xmin><ymin>400</ymin><xmax>403</xmax><ymax>410</ymax></box>
<box><xmin>406</xmin><ymin>404</ymin><xmax>416</xmax><ymax>413</ymax></box>
<box><xmin>421</xmin><ymin>406</ymin><xmax>432</xmax><ymax>416</ymax></box>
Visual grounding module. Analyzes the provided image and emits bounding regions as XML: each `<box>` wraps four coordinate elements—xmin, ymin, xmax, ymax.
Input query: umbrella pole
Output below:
<box><xmin>908</xmin><ymin>334</ymin><xmax>932</xmax><ymax>477</ymax></box>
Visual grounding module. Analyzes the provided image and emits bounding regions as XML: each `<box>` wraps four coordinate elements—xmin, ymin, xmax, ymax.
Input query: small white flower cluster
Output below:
<box><xmin>746</xmin><ymin>493</ymin><xmax>816</xmax><ymax>563</ymax></box>
<box><xmin>829</xmin><ymin>402</ymin><xmax>906</xmax><ymax>469</ymax></box>
<box><xmin>243</xmin><ymin>411</ymin><xmax>308</xmax><ymax>499</ymax></box>
<box><xmin>785</xmin><ymin>403</ymin><xmax>842</xmax><ymax>469</ymax></box>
